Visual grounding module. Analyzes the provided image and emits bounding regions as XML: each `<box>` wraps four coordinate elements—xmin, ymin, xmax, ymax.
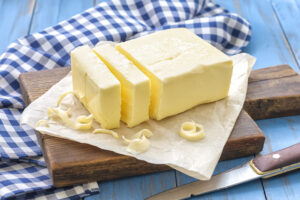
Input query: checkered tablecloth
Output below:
<box><xmin>0</xmin><ymin>0</ymin><xmax>251</xmax><ymax>199</ymax></box>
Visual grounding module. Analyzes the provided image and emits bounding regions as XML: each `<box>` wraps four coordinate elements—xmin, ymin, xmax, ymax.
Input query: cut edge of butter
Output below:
<box><xmin>93</xmin><ymin>44</ymin><xmax>151</xmax><ymax>128</ymax></box>
<box><xmin>71</xmin><ymin>45</ymin><xmax>121</xmax><ymax>129</ymax></box>
<box><xmin>116</xmin><ymin>45</ymin><xmax>162</xmax><ymax>120</ymax></box>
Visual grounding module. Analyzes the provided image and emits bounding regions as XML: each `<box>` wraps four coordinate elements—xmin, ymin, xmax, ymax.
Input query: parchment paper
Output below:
<box><xmin>21</xmin><ymin>53</ymin><xmax>255</xmax><ymax>180</ymax></box>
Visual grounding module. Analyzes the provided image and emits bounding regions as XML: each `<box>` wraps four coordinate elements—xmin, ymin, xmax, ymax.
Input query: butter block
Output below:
<box><xmin>93</xmin><ymin>44</ymin><xmax>150</xmax><ymax>127</ymax></box>
<box><xmin>117</xmin><ymin>28</ymin><xmax>233</xmax><ymax>120</ymax></box>
<box><xmin>71</xmin><ymin>45</ymin><xmax>121</xmax><ymax>129</ymax></box>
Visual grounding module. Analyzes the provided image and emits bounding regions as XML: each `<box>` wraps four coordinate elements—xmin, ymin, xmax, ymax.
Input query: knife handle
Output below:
<box><xmin>250</xmin><ymin>142</ymin><xmax>300</xmax><ymax>178</ymax></box>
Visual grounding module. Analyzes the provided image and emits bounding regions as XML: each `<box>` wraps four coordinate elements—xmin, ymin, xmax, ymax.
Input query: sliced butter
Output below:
<box><xmin>71</xmin><ymin>45</ymin><xmax>121</xmax><ymax>129</ymax></box>
<box><xmin>93</xmin><ymin>44</ymin><xmax>150</xmax><ymax>127</ymax></box>
<box><xmin>117</xmin><ymin>28</ymin><xmax>233</xmax><ymax>120</ymax></box>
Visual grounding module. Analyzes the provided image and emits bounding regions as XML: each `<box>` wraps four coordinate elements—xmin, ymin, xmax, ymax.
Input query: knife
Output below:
<box><xmin>146</xmin><ymin>142</ymin><xmax>300</xmax><ymax>200</ymax></box>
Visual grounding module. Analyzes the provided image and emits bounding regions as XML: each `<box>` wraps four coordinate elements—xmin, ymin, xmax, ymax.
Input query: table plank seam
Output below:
<box><xmin>26</xmin><ymin>0</ymin><xmax>37</xmax><ymax>35</ymax></box>
<box><xmin>270</xmin><ymin>0</ymin><xmax>300</xmax><ymax>72</ymax></box>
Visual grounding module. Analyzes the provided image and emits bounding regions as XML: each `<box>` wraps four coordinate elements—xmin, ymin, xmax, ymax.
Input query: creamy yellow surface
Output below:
<box><xmin>93</xmin><ymin>44</ymin><xmax>150</xmax><ymax>127</ymax></box>
<box><xmin>117</xmin><ymin>28</ymin><xmax>233</xmax><ymax>120</ymax></box>
<box><xmin>71</xmin><ymin>45</ymin><xmax>121</xmax><ymax>129</ymax></box>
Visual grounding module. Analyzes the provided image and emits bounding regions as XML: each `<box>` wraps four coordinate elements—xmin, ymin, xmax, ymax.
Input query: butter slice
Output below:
<box><xmin>71</xmin><ymin>45</ymin><xmax>121</xmax><ymax>129</ymax></box>
<box><xmin>117</xmin><ymin>28</ymin><xmax>233</xmax><ymax>120</ymax></box>
<box><xmin>93</xmin><ymin>44</ymin><xmax>150</xmax><ymax>127</ymax></box>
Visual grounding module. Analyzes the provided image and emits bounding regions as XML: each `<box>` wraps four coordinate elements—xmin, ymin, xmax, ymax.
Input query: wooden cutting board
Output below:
<box><xmin>19</xmin><ymin>65</ymin><xmax>300</xmax><ymax>187</ymax></box>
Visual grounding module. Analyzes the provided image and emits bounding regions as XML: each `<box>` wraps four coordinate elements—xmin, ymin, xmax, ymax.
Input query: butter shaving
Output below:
<box><xmin>57</xmin><ymin>91</ymin><xmax>74</xmax><ymax>107</ymax></box>
<box><xmin>46</xmin><ymin>92</ymin><xmax>94</xmax><ymax>131</ymax></box>
<box><xmin>133</xmin><ymin>129</ymin><xmax>153</xmax><ymax>139</ymax></box>
<box><xmin>179</xmin><ymin>121</ymin><xmax>205</xmax><ymax>141</ymax></box>
<box><xmin>93</xmin><ymin>129</ymin><xmax>119</xmax><ymax>138</ymax></box>
<box><xmin>77</xmin><ymin>114</ymin><xmax>93</xmax><ymax>123</ymax></box>
<box><xmin>48</xmin><ymin>107</ymin><xmax>93</xmax><ymax>130</ymax></box>
<box><xmin>36</xmin><ymin>120</ymin><xmax>49</xmax><ymax>127</ymax></box>
<box><xmin>122</xmin><ymin>129</ymin><xmax>153</xmax><ymax>154</ymax></box>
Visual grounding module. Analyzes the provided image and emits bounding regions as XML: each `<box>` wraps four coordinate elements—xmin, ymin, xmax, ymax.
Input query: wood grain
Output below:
<box><xmin>245</xmin><ymin>65</ymin><xmax>300</xmax><ymax>119</ymax></box>
<box><xmin>37</xmin><ymin>133</ymin><xmax>170</xmax><ymax>187</ymax></box>
<box><xmin>218</xmin><ymin>0</ymin><xmax>300</xmax><ymax>73</ymax></box>
<box><xmin>272</xmin><ymin>0</ymin><xmax>300</xmax><ymax>70</ymax></box>
<box><xmin>0</xmin><ymin>0</ymin><xmax>35</xmax><ymax>54</ymax></box>
<box><xmin>30</xmin><ymin>0</ymin><xmax>93</xmax><ymax>33</ymax></box>
<box><xmin>20</xmin><ymin>67</ymin><xmax>70</xmax><ymax>105</ymax></box>
<box><xmin>255</xmin><ymin>1</ymin><xmax>300</xmax><ymax>199</ymax></box>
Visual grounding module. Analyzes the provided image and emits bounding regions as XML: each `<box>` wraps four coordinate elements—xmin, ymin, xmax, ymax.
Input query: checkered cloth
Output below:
<box><xmin>0</xmin><ymin>0</ymin><xmax>251</xmax><ymax>199</ymax></box>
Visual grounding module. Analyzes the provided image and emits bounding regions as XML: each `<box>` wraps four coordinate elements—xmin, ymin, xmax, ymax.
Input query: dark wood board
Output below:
<box><xmin>19</xmin><ymin>64</ymin><xmax>300</xmax><ymax>187</ymax></box>
<box><xmin>245</xmin><ymin>65</ymin><xmax>300</xmax><ymax>119</ymax></box>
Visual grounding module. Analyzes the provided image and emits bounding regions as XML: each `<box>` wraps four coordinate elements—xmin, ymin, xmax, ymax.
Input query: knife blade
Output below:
<box><xmin>146</xmin><ymin>142</ymin><xmax>300</xmax><ymax>200</ymax></box>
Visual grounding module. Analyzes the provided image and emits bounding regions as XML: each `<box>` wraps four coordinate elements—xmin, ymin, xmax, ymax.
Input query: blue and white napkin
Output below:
<box><xmin>0</xmin><ymin>0</ymin><xmax>251</xmax><ymax>199</ymax></box>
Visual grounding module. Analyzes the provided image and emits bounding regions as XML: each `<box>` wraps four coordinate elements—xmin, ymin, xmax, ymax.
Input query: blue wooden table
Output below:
<box><xmin>1</xmin><ymin>0</ymin><xmax>300</xmax><ymax>199</ymax></box>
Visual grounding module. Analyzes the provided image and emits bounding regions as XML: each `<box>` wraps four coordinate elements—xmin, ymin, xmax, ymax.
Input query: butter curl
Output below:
<box><xmin>122</xmin><ymin>129</ymin><xmax>153</xmax><ymax>154</ymax></box>
<box><xmin>179</xmin><ymin>121</ymin><xmax>205</xmax><ymax>141</ymax></box>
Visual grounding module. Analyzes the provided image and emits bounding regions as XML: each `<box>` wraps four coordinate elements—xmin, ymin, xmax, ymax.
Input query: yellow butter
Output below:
<box><xmin>93</xmin><ymin>128</ymin><xmax>119</xmax><ymax>138</ymax></box>
<box><xmin>117</xmin><ymin>28</ymin><xmax>233</xmax><ymax>120</ymax></box>
<box><xmin>122</xmin><ymin>129</ymin><xmax>153</xmax><ymax>154</ymax></box>
<box><xmin>71</xmin><ymin>45</ymin><xmax>121</xmax><ymax>129</ymax></box>
<box><xmin>93</xmin><ymin>44</ymin><xmax>150</xmax><ymax>127</ymax></box>
<box><xmin>179</xmin><ymin>121</ymin><xmax>205</xmax><ymax>141</ymax></box>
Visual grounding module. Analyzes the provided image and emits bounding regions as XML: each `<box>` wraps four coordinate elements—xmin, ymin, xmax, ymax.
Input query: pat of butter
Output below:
<box><xmin>93</xmin><ymin>44</ymin><xmax>150</xmax><ymax>127</ymax></box>
<box><xmin>117</xmin><ymin>28</ymin><xmax>233</xmax><ymax>120</ymax></box>
<box><xmin>71</xmin><ymin>45</ymin><xmax>121</xmax><ymax>129</ymax></box>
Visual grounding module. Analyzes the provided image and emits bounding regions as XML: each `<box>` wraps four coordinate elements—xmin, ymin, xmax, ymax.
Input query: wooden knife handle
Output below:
<box><xmin>251</xmin><ymin>143</ymin><xmax>300</xmax><ymax>174</ymax></box>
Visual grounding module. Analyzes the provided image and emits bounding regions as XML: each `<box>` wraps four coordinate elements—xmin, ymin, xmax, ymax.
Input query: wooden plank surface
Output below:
<box><xmin>272</xmin><ymin>0</ymin><xmax>300</xmax><ymax>67</ymax></box>
<box><xmin>29</xmin><ymin>0</ymin><xmax>94</xmax><ymax>33</ymax></box>
<box><xmin>257</xmin><ymin>0</ymin><xmax>300</xmax><ymax>199</ymax></box>
<box><xmin>94</xmin><ymin>0</ymin><xmax>102</xmax><ymax>6</ymax></box>
<box><xmin>245</xmin><ymin>65</ymin><xmax>300</xmax><ymax>119</ymax></box>
<box><xmin>0</xmin><ymin>0</ymin><xmax>35</xmax><ymax>54</ymax></box>
<box><xmin>217</xmin><ymin>0</ymin><xmax>300</xmax><ymax>73</ymax></box>
<box><xmin>97</xmin><ymin>170</ymin><xmax>177</xmax><ymax>200</ymax></box>
<box><xmin>19</xmin><ymin>67</ymin><xmax>267</xmax><ymax>187</ymax></box>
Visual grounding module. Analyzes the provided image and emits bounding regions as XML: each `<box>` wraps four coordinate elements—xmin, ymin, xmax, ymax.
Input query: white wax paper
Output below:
<box><xmin>21</xmin><ymin>53</ymin><xmax>255</xmax><ymax>180</ymax></box>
